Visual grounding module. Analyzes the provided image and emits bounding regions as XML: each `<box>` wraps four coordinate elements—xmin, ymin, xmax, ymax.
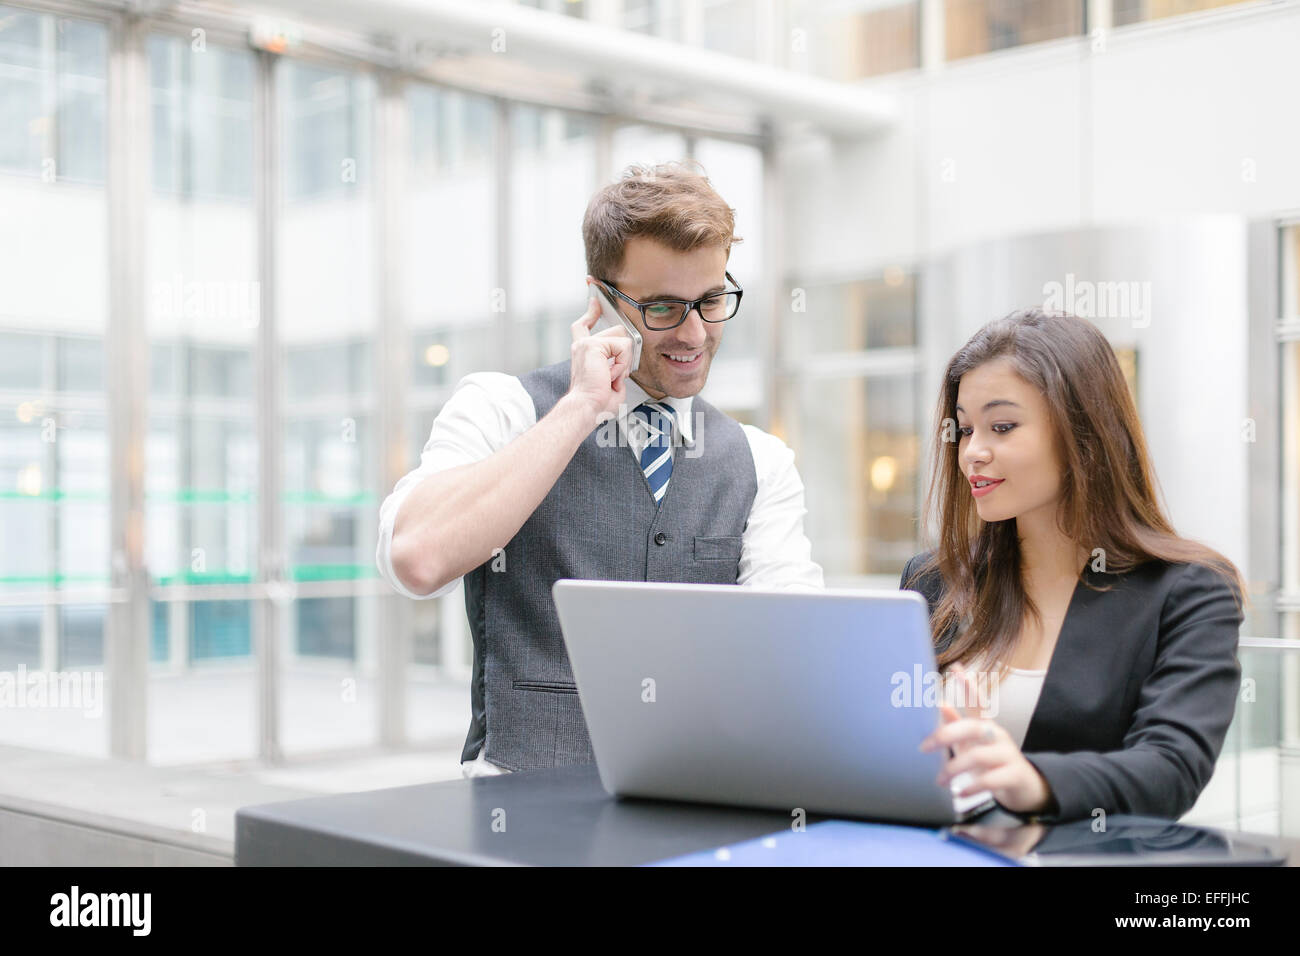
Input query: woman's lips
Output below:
<box><xmin>971</xmin><ymin>479</ymin><xmax>1004</xmax><ymax>498</ymax></box>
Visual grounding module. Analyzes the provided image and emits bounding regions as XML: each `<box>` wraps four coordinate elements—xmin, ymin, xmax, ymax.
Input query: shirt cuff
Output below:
<box><xmin>375</xmin><ymin>505</ymin><xmax>458</xmax><ymax>601</ymax></box>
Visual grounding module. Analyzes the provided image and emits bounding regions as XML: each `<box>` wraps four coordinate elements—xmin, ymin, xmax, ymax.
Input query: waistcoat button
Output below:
<box><xmin>654</xmin><ymin>532</ymin><xmax>667</xmax><ymax>546</ymax></box>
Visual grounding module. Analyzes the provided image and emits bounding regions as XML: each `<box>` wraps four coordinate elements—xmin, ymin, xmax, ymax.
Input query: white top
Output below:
<box><xmin>375</xmin><ymin>371</ymin><xmax>825</xmax><ymax>775</ymax></box>
<box><xmin>991</xmin><ymin>668</ymin><xmax>1047</xmax><ymax>750</ymax></box>
<box><xmin>955</xmin><ymin>654</ymin><xmax>1047</xmax><ymax>749</ymax></box>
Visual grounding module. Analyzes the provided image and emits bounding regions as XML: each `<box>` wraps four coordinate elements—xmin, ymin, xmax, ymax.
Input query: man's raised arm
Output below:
<box><xmin>389</xmin><ymin>299</ymin><xmax>632</xmax><ymax>596</ymax></box>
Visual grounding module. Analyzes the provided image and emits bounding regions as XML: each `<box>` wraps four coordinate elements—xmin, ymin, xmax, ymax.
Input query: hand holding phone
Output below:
<box><xmin>589</xmin><ymin>284</ymin><xmax>642</xmax><ymax>375</ymax></box>
<box><xmin>567</xmin><ymin>296</ymin><xmax>635</xmax><ymax>420</ymax></box>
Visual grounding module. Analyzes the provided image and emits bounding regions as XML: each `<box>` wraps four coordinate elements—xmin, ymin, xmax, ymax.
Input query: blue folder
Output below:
<box><xmin>647</xmin><ymin>820</ymin><xmax>1019</xmax><ymax>867</ymax></box>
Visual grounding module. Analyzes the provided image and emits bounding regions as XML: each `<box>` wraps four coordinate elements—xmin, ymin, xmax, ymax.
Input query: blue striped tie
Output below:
<box><xmin>632</xmin><ymin>402</ymin><xmax>676</xmax><ymax>506</ymax></box>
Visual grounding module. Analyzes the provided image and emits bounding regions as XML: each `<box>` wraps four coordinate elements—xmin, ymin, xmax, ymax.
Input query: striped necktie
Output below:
<box><xmin>632</xmin><ymin>401</ymin><xmax>676</xmax><ymax>506</ymax></box>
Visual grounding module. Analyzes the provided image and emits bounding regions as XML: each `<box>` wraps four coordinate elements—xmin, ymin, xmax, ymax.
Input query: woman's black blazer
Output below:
<box><xmin>900</xmin><ymin>550</ymin><xmax>1244</xmax><ymax>822</ymax></box>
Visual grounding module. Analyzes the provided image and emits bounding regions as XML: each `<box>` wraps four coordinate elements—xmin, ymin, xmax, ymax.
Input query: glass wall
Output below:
<box><xmin>1281</xmin><ymin>223</ymin><xmax>1299</xmax><ymax>645</ymax></box>
<box><xmin>623</xmin><ymin>0</ymin><xmax>686</xmax><ymax>41</ymax></box>
<box><xmin>692</xmin><ymin>136</ymin><xmax>766</xmax><ymax>421</ymax></box>
<box><xmin>406</xmin><ymin>84</ymin><xmax>498</xmax><ymax>395</ymax></box>
<box><xmin>945</xmin><ymin>0</ymin><xmax>1082</xmax><ymax>61</ymax></box>
<box><xmin>277</xmin><ymin>60</ymin><xmax>380</xmax><ymax>754</ymax></box>
<box><xmin>694</xmin><ymin>137</ymin><xmax>763</xmax><ymax>367</ymax></box>
<box><xmin>404</xmin><ymin>82</ymin><xmax>498</xmax><ymax>695</ymax></box>
<box><xmin>1280</xmin><ymin>222</ymin><xmax>1300</xmax><ymax>835</ymax></box>
<box><xmin>145</xmin><ymin>31</ymin><xmax>259</xmax><ymax>762</ymax></box>
<box><xmin>509</xmin><ymin>104</ymin><xmax>600</xmax><ymax>372</ymax></box>
<box><xmin>518</xmin><ymin>0</ymin><xmax>588</xmax><ymax>17</ymax></box>
<box><xmin>0</xmin><ymin>5</ymin><xmax>109</xmax><ymax>757</ymax></box>
<box><xmin>535</xmin><ymin>0</ymin><xmax>1267</xmax><ymax>80</ymax></box>
<box><xmin>1113</xmin><ymin>0</ymin><xmax>1255</xmax><ymax>26</ymax></box>
<box><xmin>787</xmin><ymin>0</ymin><xmax>921</xmax><ymax>79</ymax></box>
<box><xmin>610</xmin><ymin>123</ymin><xmax>687</xmax><ymax>175</ymax></box>
<box><xmin>777</xmin><ymin>272</ymin><xmax>919</xmax><ymax>583</ymax></box>
<box><xmin>701</xmin><ymin>0</ymin><xmax>758</xmax><ymax>61</ymax></box>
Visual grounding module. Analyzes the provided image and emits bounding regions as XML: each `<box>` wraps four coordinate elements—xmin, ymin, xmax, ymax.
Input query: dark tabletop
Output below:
<box><xmin>234</xmin><ymin>764</ymin><xmax>1294</xmax><ymax>867</ymax></box>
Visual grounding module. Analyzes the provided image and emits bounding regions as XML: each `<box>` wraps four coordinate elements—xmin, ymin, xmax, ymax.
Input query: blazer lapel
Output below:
<box><xmin>1019</xmin><ymin>561</ymin><xmax>1107</xmax><ymax>752</ymax></box>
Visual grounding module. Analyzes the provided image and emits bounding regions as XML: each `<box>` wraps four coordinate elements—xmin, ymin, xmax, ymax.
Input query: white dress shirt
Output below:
<box><xmin>375</xmin><ymin>370</ymin><xmax>825</xmax><ymax>776</ymax></box>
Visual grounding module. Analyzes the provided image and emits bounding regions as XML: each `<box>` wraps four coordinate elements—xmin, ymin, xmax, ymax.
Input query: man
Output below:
<box><xmin>376</xmin><ymin>160</ymin><xmax>822</xmax><ymax>776</ymax></box>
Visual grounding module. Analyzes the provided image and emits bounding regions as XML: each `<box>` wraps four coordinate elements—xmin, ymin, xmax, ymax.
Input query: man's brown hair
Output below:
<box><xmin>582</xmin><ymin>159</ymin><xmax>742</xmax><ymax>282</ymax></box>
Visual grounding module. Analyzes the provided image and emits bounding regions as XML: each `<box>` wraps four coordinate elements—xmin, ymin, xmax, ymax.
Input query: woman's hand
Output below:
<box><xmin>918</xmin><ymin>662</ymin><xmax>1056</xmax><ymax>816</ymax></box>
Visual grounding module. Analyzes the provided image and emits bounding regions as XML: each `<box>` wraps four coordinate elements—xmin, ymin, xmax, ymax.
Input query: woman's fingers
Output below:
<box><xmin>920</xmin><ymin>703</ymin><xmax>962</xmax><ymax>753</ymax></box>
<box><xmin>952</xmin><ymin>765</ymin><xmax>1020</xmax><ymax>798</ymax></box>
<box><xmin>936</xmin><ymin>740</ymin><xmax>1008</xmax><ymax>784</ymax></box>
<box><xmin>920</xmin><ymin>716</ymin><xmax>997</xmax><ymax>752</ymax></box>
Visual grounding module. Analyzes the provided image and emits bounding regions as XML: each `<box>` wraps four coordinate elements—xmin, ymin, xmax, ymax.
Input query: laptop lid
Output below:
<box><xmin>552</xmin><ymin>579</ymin><xmax>964</xmax><ymax>827</ymax></box>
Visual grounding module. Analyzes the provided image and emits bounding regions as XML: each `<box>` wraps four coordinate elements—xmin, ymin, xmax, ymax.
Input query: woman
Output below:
<box><xmin>903</xmin><ymin>308</ymin><xmax>1245</xmax><ymax>822</ymax></box>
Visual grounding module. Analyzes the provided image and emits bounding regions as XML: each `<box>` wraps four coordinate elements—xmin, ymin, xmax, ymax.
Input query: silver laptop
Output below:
<box><xmin>552</xmin><ymin>579</ymin><xmax>997</xmax><ymax>827</ymax></box>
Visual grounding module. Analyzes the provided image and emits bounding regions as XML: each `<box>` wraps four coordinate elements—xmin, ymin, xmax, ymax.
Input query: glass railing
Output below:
<box><xmin>1186</xmin><ymin>639</ymin><xmax>1300</xmax><ymax>840</ymax></box>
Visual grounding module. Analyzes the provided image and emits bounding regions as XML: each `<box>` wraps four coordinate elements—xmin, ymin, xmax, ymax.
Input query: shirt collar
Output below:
<box><xmin>619</xmin><ymin>377</ymin><xmax>696</xmax><ymax>446</ymax></box>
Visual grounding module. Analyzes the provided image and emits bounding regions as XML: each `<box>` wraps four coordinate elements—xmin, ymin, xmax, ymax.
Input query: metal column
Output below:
<box><xmin>253</xmin><ymin>48</ymin><xmax>285</xmax><ymax>764</ymax></box>
<box><xmin>105</xmin><ymin>11</ymin><xmax>150</xmax><ymax>761</ymax></box>
<box><xmin>375</xmin><ymin>69</ymin><xmax>412</xmax><ymax>746</ymax></box>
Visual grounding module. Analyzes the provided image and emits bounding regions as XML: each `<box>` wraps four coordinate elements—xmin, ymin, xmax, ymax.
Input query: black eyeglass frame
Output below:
<box><xmin>593</xmin><ymin>271</ymin><xmax>744</xmax><ymax>331</ymax></box>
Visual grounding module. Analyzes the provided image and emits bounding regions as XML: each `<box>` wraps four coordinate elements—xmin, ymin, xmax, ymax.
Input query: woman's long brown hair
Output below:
<box><xmin>906</xmin><ymin>308</ymin><xmax>1246</xmax><ymax>673</ymax></box>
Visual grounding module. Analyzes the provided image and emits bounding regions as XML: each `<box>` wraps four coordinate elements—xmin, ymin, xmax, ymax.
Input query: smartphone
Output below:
<box><xmin>589</xmin><ymin>284</ymin><xmax>642</xmax><ymax>375</ymax></box>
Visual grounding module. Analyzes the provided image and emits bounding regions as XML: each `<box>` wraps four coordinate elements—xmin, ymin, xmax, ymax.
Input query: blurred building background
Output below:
<box><xmin>0</xmin><ymin>0</ymin><xmax>1297</xmax><ymax>862</ymax></box>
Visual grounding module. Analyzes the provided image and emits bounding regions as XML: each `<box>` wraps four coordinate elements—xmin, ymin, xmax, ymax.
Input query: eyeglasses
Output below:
<box><xmin>594</xmin><ymin>271</ymin><xmax>743</xmax><ymax>332</ymax></box>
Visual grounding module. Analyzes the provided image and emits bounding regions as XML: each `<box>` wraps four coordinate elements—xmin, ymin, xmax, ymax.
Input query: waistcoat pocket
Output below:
<box><xmin>694</xmin><ymin>535</ymin><xmax>743</xmax><ymax>561</ymax></box>
<box><xmin>512</xmin><ymin>679</ymin><xmax>578</xmax><ymax>695</ymax></box>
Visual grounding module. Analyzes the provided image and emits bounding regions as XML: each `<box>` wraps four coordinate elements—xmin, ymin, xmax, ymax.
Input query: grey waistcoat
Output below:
<box><xmin>460</xmin><ymin>360</ymin><xmax>758</xmax><ymax>771</ymax></box>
